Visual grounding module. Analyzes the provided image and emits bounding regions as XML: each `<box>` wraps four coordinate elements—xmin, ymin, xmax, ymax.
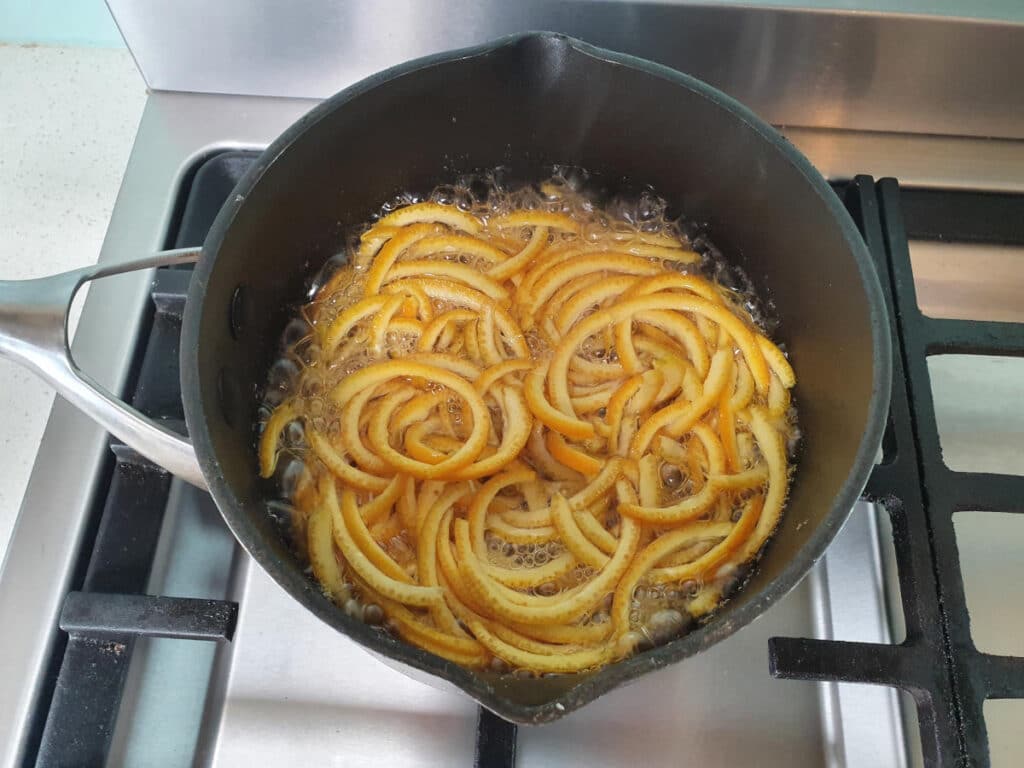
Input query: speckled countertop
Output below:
<box><xmin>0</xmin><ymin>44</ymin><xmax>147</xmax><ymax>565</ymax></box>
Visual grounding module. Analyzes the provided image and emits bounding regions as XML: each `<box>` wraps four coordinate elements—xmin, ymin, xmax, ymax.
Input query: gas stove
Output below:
<box><xmin>2</xmin><ymin>5</ymin><xmax>1023</xmax><ymax>767</ymax></box>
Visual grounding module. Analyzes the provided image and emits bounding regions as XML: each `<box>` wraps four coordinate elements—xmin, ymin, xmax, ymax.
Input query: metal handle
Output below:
<box><xmin>0</xmin><ymin>249</ymin><xmax>207</xmax><ymax>488</ymax></box>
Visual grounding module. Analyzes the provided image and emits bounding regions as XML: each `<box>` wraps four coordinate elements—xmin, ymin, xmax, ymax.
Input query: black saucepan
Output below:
<box><xmin>0</xmin><ymin>33</ymin><xmax>890</xmax><ymax>723</ymax></box>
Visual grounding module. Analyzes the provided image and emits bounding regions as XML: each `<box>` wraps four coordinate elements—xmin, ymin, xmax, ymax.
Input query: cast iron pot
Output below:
<box><xmin>0</xmin><ymin>33</ymin><xmax>890</xmax><ymax>723</ymax></box>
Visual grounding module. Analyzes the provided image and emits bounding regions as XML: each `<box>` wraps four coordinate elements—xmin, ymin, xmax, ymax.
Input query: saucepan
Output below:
<box><xmin>0</xmin><ymin>33</ymin><xmax>889</xmax><ymax>723</ymax></box>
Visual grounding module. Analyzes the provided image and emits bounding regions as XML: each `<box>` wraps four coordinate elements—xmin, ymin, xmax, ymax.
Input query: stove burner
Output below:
<box><xmin>24</xmin><ymin>157</ymin><xmax>1024</xmax><ymax>767</ymax></box>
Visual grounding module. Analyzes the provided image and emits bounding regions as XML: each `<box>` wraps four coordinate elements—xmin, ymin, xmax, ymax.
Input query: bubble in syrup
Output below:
<box><xmin>644</xmin><ymin>609</ymin><xmax>691</xmax><ymax>645</ymax></box>
<box><xmin>343</xmin><ymin>599</ymin><xmax>362</xmax><ymax>620</ymax></box>
<box><xmin>660</xmin><ymin>463</ymin><xmax>683</xmax><ymax>488</ymax></box>
<box><xmin>536</xmin><ymin>581</ymin><xmax>559</xmax><ymax>597</ymax></box>
<box><xmin>283</xmin><ymin>420</ymin><xmax>305</xmax><ymax>449</ymax></box>
<box><xmin>680</xmin><ymin>579</ymin><xmax>702</xmax><ymax>599</ymax></box>
<box><xmin>274</xmin><ymin>456</ymin><xmax>306</xmax><ymax>499</ymax></box>
<box><xmin>282</xmin><ymin>318</ymin><xmax>311</xmax><ymax>347</ymax></box>
<box><xmin>267</xmin><ymin>358</ymin><xmax>300</xmax><ymax>392</ymax></box>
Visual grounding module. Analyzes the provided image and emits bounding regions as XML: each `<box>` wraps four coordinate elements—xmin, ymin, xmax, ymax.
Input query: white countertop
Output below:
<box><xmin>0</xmin><ymin>44</ymin><xmax>147</xmax><ymax>566</ymax></box>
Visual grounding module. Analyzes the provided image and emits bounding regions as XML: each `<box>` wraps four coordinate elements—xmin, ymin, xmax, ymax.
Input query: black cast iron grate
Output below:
<box><xmin>24</xmin><ymin>154</ymin><xmax>1023</xmax><ymax>767</ymax></box>
<box><xmin>769</xmin><ymin>176</ymin><xmax>1024</xmax><ymax>767</ymax></box>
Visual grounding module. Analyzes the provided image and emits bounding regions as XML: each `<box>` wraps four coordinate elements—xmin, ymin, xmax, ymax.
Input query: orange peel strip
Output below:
<box><xmin>476</xmin><ymin>304</ymin><xmax>504</xmax><ymax>365</ymax></box>
<box><xmin>336</xmin><ymin>485</ymin><xmax>411</xmax><ymax>584</ymax></box>
<box><xmin>522</xmin><ymin>422</ymin><xmax>584</xmax><ymax>485</ymax></box>
<box><xmin>525</xmin><ymin>252</ymin><xmax>663</xmax><ymax>323</ymax></box>
<box><xmin>454</xmin><ymin>516</ymin><xmax>639</xmax><ymax>625</ymax></box>
<box><xmin>613</xmin><ymin>319</ymin><xmax>642</xmax><ymax>375</ymax></box>
<box><xmin>620</xmin><ymin>241</ymin><xmax>700</xmax><ymax>263</ymax></box>
<box><xmin>354</xmin><ymin>224</ymin><xmax>400</xmax><ymax>263</ymax></box>
<box><xmin>307</xmin><ymin>430</ymin><xmax>391</xmax><ymax>492</ymax></box>
<box><xmin>606</xmin><ymin>375</ymin><xmax>642</xmax><ymax>456</ymax></box>
<box><xmin>691</xmin><ymin>422</ymin><xmax>726</xmax><ymax>475</ymax></box>
<box><xmin>629</xmin><ymin>369</ymin><xmax>665</xmax><ymax>416</ymax></box>
<box><xmin>475</xmin><ymin>358</ymin><xmax>532</xmax><ymax>394</ymax></box>
<box><xmin>306</xmin><ymin>504</ymin><xmax>346</xmax><ymax>600</ymax></box>
<box><xmin>637</xmin><ymin>453</ymin><xmax>661</xmax><ymax>507</ymax></box>
<box><xmin>611</xmin><ymin>521</ymin><xmax>734</xmax><ymax>633</ymax></box>
<box><xmin>405</xmin><ymin>233</ymin><xmax>509</xmax><ymax>264</ymax></box>
<box><xmin>551</xmin><ymin>494</ymin><xmax>609</xmax><ymax>569</ymax></box>
<box><xmin>383</xmin><ymin>278</ymin><xmax>529</xmax><ymax>358</ymax></box>
<box><xmin>322</xmin><ymin>294</ymin><xmax>394</xmax><ymax>355</ymax></box>
<box><xmin>483</xmin><ymin>549</ymin><xmax>577</xmax><ymax>590</ymax></box>
<box><xmin>634</xmin><ymin>310</ymin><xmax>710</xmax><ymax>378</ymax></box>
<box><xmin>571</xmin><ymin>383</ymin><xmax>620</xmax><ymax>415</ymax></box>
<box><xmin>489</xmin><ymin>210</ymin><xmax>581</xmax><ymax>233</ymax></box>
<box><xmin>568</xmin><ymin>356</ymin><xmax>628</xmax><ymax>384</ymax></box>
<box><xmin>379</xmin><ymin>598</ymin><xmax>485</xmax><ymax>663</ymax></box>
<box><xmin>417</xmin><ymin>310</ymin><xmax>477</xmax><ymax>352</ymax></box>
<box><xmin>718</xmin><ymin>356</ymin><xmax>740</xmax><ymax>472</ymax></box>
<box><xmin>258</xmin><ymin>400</ymin><xmax>296</xmax><ymax>478</ymax></box>
<box><xmin>416</xmin><ymin>482</ymin><xmax>474</xmax><ymax>635</ymax></box>
<box><xmin>403</xmin><ymin>419</ymin><xmax>451</xmax><ymax>465</ymax></box>
<box><xmin>374</xmin><ymin>201</ymin><xmax>482</xmax><ymax>234</ymax></box>
<box><xmin>516</xmin><ymin>244</ymin><xmax>585</xmax><ymax>300</ymax></box>
<box><xmin>650</xmin><ymin>495</ymin><xmax>765</xmax><ymax>583</ymax></box>
<box><xmin>386</xmin><ymin>260</ymin><xmax>509</xmax><ymax>302</ymax></box>
<box><xmin>507</xmin><ymin>619</ymin><xmax>613</xmax><ymax>646</ymax></box>
<box><xmin>545</xmin><ymin>272</ymin><xmax>611</xmax><ymax>323</ymax></box>
<box><xmin>467</xmin><ymin>619</ymin><xmax>615</xmax><ymax>673</ymax></box>
<box><xmin>619</xmin><ymin>468</ymin><xmax>767</xmax><ymax>524</ymax></box>
<box><xmin>339</xmin><ymin>387</ymin><xmax>398</xmax><ymax>475</ymax></box>
<box><xmin>446</xmin><ymin>385</ymin><xmax>533</xmax><ymax>480</ymax></box>
<box><xmin>359</xmin><ymin>473</ymin><xmax>406</xmax><ymax>526</ymax></box>
<box><xmin>734</xmin><ymin>407</ymin><xmax>789</xmax><ymax>563</ymax></box>
<box><xmin>553</xmin><ymin>275</ymin><xmax>640</xmax><ymax>335</ymax></box>
<box><xmin>489</xmin><ymin>517</ymin><xmax>559</xmax><ymax>544</ymax></box>
<box><xmin>524</xmin><ymin>364</ymin><xmax>595</xmax><ymax>440</ymax></box>
<box><xmin>335</xmin><ymin>360</ymin><xmax>489</xmax><ymax>479</ymax></box>
<box><xmin>468</xmin><ymin>467</ymin><xmax>537</xmax><ymax>558</ymax></box>
<box><xmin>629</xmin><ymin>348</ymin><xmax>732</xmax><ymax>457</ymax></box>
<box><xmin>387</xmin><ymin>316</ymin><xmax>424</xmax><ymax>338</ymax></box>
<box><xmin>545</xmin><ymin>430</ymin><xmax>602</xmax><ymax>476</ymax></box>
<box><xmin>352</xmin><ymin>387</ymin><xmax>419</xmax><ymax>473</ymax></box>
<box><xmin>364</xmin><ymin>223</ymin><xmax>446</xmax><ymax>295</ymax></box>
<box><xmin>573</xmin><ymin>507</ymin><xmax>619</xmax><ymax>555</ymax></box>
<box><xmin>369</xmin><ymin>294</ymin><xmax>406</xmax><ymax>356</ymax></box>
<box><xmin>768</xmin><ymin>372</ymin><xmax>791</xmax><ymax>417</ymax></box>
<box><xmin>619</xmin><ymin>273</ymin><xmax>724</xmax><ymax>306</ymax></box>
<box><xmin>757</xmin><ymin>335</ymin><xmax>795</xmax><ymax>388</ymax></box>
<box><xmin>549</xmin><ymin>294</ymin><xmax>770</xmax><ymax>435</ymax></box>
<box><xmin>487</xmin><ymin>225</ymin><xmax>550</xmax><ymax>282</ymax></box>
<box><xmin>608</xmin><ymin>229</ymin><xmax>687</xmax><ymax>248</ymax></box>
<box><xmin>325</xmin><ymin>480</ymin><xmax>442</xmax><ymax>607</ymax></box>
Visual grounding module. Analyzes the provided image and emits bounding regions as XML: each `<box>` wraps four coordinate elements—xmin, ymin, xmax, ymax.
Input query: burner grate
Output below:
<box><xmin>770</xmin><ymin>176</ymin><xmax>1024</xmax><ymax>767</ymax></box>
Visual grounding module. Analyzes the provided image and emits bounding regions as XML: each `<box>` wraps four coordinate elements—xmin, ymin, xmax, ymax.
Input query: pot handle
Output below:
<box><xmin>0</xmin><ymin>249</ymin><xmax>207</xmax><ymax>488</ymax></box>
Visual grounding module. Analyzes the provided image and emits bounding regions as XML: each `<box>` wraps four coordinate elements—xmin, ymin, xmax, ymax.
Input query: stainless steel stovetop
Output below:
<box><xmin>2</xmin><ymin>6</ymin><xmax>1023</xmax><ymax>766</ymax></box>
